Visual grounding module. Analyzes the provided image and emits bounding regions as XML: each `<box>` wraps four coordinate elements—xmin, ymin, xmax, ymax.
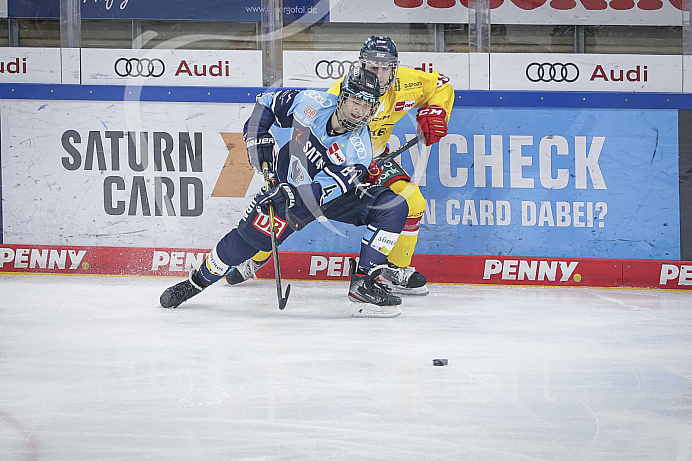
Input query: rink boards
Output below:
<box><xmin>0</xmin><ymin>84</ymin><xmax>692</xmax><ymax>289</ymax></box>
<box><xmin>0</xmin><ymin>244</ymin><xmax>691</xmax><ymax>290</ymax></box>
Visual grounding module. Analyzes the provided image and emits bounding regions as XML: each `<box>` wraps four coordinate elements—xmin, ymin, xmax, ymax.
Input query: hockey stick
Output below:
<box><xmin>262</xmin><ymin>162</ymin><xmax>291</xmax><ymax>310</ymax></box>
<box><xmin>373</xmin><ymin>132</ymin><xmax>425</xmax><ymax>170</ymax></box>
<box><xmin>284</xmin><ymin>133</ymin><xmax>425</xmax><ymax>232</ymax></box>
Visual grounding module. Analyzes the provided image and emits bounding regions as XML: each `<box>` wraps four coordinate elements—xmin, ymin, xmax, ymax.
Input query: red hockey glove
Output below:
<box><xmin>363</xmin><ymin>161</ymin><xmax>383</xmax><ymax>184</ymax></box>
<box><xmin>416</xmin><ymin>105</ymin><xmax>448</xmax><ymax>146</ymax></box>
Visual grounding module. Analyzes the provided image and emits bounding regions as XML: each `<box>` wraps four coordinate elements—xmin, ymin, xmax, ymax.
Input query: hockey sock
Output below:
<box><xmin>387</xmin><ymin>217</ymin><xmax>421</xmax><ymax>268</ymax></box>
<box><xmin>196</xmin><ymin>246</ymin><xmax>231</xmax><ymax>286</ymax></box>
<box><xmin>197</xmin><ymin>230</ymin><xmax>260</xmax><ymax>286</ymax></box>
<box><xmin>359</xmin><ymin>191</ymin><xmax>408</xmax><ymax>270</ymax></box>
<box><xmin>386</xmin><ymin>180</ymin><xmax>425</xmax><ymax>268</ymax></box>
<box><xmin>252</xmin><ymin>250</ymin><xmax>272</xmax><ymax>262</ymax></box>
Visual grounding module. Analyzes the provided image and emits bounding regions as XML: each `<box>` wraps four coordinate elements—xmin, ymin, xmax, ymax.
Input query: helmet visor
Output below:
<box><xmin>360</xmin><ymin>49</ymin><xmax>398</xmax><ymax>65</ymax></box>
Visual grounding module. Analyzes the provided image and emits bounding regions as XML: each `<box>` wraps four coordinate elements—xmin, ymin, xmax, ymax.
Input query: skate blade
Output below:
<box><xmin>378</xmin><ymin>280</ymin><xmax>429</xmax><ymax>296</ymax></box>
<box><xmin>350</xmin><ymin>304</ymin><xmax>402</xmax><ymax>318</ymax></box>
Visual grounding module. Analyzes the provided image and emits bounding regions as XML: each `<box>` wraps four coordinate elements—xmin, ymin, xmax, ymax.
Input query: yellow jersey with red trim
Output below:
<box><xmin>328</xmin><ymin>66</ymin><xmax>454</xmax><ymax>154</ymax></box>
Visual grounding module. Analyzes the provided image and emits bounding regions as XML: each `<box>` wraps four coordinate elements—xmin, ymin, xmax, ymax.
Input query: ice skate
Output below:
<box><xmin>160</xmin><ymin>269</ymin><xmax>207</xmax><ymax>308</ymax></box>
<box><xmin>348</xmin><ymin>258</ymin><xmax>402</xmax><ymax>315</ymax></box>
<box><xmin>225</xmin><ymin>256</ymin><xmax>270</xmax><ymax>285</ymax></box>
<box><xmin>350</xmin><ymin>302</ymin><xmax>402</xmax><ymax>318</ymax></box>
<box><xmin>379</xmin><ymin>261</ymin><xmax>429</xmax><ymax>296</ymax></box>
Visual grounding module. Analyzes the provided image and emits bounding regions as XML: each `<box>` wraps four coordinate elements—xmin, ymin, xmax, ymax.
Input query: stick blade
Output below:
<box><xmin>278</xmin><ymin>284</ymin><xmax>291</xmax><ymax>310</ymax></box>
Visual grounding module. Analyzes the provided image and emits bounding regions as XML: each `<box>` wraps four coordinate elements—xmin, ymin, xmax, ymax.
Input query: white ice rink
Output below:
<box><xmin>1</xmin><ymin>273</ymin><xmax>692</xmax><ymax>460</ymax></box>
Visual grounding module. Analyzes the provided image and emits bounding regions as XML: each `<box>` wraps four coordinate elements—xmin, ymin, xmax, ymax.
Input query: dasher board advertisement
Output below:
<box><xmin>0</xmin><ymin>47</ymin><xmax>61</xmax><ymax>84</ymax></box>
<box><xmin>330</xmin><ymin>0</ymin><xmax>685</xmax><ymax>26</ymax></box>
<box><xmin>81</xmin><ymin>49</ymin><xmax>263</xmax><ymax>87</ymax></box>
<box><xmin>1</xmin><ymin>100</ymin><xmax>262</xmax><ymax>249</ymax></box>
<box><xmin>490</xmin><ymin>53</ymin><xmax>682</xmax><ymax>92</ymax></box>
<box><xmin>1</xmin><ymin>97</ymin><xmax>681</xmax><ymax>261</ymax></box>
<box><xmin>8</xmin><ymin>0</ymin><xmax>328</xmax><ymax>22</ymax></box>
<box><xmin>277</xmin><ymin>106</ymin><xmax>681</xmax><ymax>260</ymax></box>
<box><xmin>283</xmin><ymin>51</ymin><xmax>469</xmax><ymax>90</ymax></box>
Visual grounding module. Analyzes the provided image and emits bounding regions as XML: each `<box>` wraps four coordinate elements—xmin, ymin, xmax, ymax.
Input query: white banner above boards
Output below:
<box><xmin>683</xmin><ymin>56</ymin><xmax>692</xmax><ymax>93</ymax></box>
<box><xmin>81</xmin><ymin>49</ymin><xmax>263</xmax><ymax>87</ymax></box>
<box><xmin>490</xmin><ymin>53</ymin><xmax>683</xmax><ymax>93</ymax></box>
<box><xmin>0</xmin><ymin>48</ymin><xmax>61</xmax><ymax>84</ymax></box>
<box><xmin>329</xmin><ymin>0</ymin><xmax>684</xmax><ymax>26</ymax></box>
<box><xmin>0</xmin><ymin>46</ymin><xmax>688</xmax><ymax>93</ymax></box>
<box><xmin>283</xmin><ymin>51</ymin><xmax>470</xmax><ymax>90</ymax></box>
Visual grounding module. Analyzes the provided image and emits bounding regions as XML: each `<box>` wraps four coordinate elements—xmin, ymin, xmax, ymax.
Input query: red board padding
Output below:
<box><xmin>1</xmin><ymin>244</ymin><xmax>690</xmax><ymax>290</ymax></box>
<box><xmin>623</xmin><ymin>259</ymin><xmax>692</xmax><ymax>289</ymax></box>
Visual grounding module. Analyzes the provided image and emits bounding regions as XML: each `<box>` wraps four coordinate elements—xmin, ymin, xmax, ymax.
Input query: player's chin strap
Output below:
<box><xmin>284</xmin><ymin>133</ymin><xmax>425</xmax><ymax>232</ymax></box>
<box><xmin>262</xmin><ymin>162</ymin><xmax>291</xmax><ymax>310</ymax></box>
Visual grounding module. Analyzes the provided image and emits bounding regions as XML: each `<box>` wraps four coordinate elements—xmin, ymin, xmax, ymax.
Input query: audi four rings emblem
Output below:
<box><xmin>314</xmin><ymin>60</ymin><xmax>356</xmax><ymax>79</ymax></box>
<box><xmin>114</xmin><ymin>57</ymin><xmax>165</xmax><ymax>78</ymax></box>
<box><xmin>526</xmin><ymin>62</ymin><xmax>579</xmax><ymax>83</ymax></box>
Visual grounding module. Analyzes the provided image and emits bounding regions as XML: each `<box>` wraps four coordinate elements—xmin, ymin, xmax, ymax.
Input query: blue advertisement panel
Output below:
<box><xmin>281</xmin><ymin>107</ymin><xmax>681</xmax><ymax>260</ymax></box>
<box><xmin>8</xmin><ymin>0</ymin><xmax>328</xmax><ymax>22</ymax></box>
<box><xmin>679</xmin><ymin>110</ymin><xmax>692</xmax><ymax>260</ymax></box>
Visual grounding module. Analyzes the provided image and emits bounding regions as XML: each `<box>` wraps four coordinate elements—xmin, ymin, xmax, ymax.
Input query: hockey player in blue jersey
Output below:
<box><xmin>159</xmin><ymin>67</ymin><xmax>409</xmax><ymax>313</ymax></box>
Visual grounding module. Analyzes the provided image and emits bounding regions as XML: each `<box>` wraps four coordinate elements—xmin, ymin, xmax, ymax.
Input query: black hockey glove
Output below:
<box><xmin>256</xmin><ymin>183</ymin><xmax>300</xmax><ymax>214</ymax></box>
<box><xmin>245</xmin><ymin>132</ymin><xmax>276</xmax><ymax>173</ymax></box>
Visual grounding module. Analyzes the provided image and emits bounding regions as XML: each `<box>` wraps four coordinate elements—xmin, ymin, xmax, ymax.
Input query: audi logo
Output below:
<box><xmin>114</xmin><ymin>57</ymin><xmax>165</xmax><ymax>78</ymax></box>
<box><xmin>314</xmin><ymin>59</ymin><xmax>356</xmax><ymax>80</ymax></box>
<box><xmin>349</xmin><ymin>135</ymin><xmax>367</xmax><ymax>159</ymax></box>
<box><xmin>304</xmin><ymin>90</ymin><xmax>333</xmax><ymax>108</ymax></box>
<box><xmin>526</xmin><ymin>62</ymin><xmax>579</xmax><ymax>83</ymax></box>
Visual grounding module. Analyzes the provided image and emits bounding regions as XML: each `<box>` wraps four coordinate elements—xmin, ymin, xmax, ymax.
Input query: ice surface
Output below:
<box><xmin>1</xmin><ymin>274</ymin><xmax>692</xmax><ymax>460</ymax></box>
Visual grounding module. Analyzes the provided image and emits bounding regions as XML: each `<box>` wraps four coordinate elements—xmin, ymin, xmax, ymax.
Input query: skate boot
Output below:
<box><xmin>225</xmin><ymin>256</ymin><xmax>270</xmax><ymax>285</ymax></box>
<box><xmin>379</xmin><ymin>261</ymin><xmax>429</xmax><ymax>296</ymax></box>
<box><xmin>160</xmin><ymin>269</ymin><xmax>208</xmax><ymax>308</ymax></box>
<box><xmin>348</xmin><ymin>258</ymin><xmax>402</xmax><ymax>308</ymax></box>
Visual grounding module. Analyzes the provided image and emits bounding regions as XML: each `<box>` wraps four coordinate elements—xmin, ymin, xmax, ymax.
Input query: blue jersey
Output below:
<box><xmin>244</xmin><ymin>89</ymin><xmax>374</xmax><ymax>206</ymax></box>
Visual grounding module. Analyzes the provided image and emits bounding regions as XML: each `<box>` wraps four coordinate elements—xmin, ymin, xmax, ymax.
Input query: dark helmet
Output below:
<box><xmin>335</xmin><ymin>66</ymin><xmax>380</xmax><ymax>132</ymax></box>
<box><xmin>359</xmin><ymin>36</ymin><xmax>399</xmax><ymax>95</ymax></box>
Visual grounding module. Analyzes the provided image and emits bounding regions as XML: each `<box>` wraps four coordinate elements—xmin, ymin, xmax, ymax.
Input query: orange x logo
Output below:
<box><xmin>211</xmin><ymin>133</ymin><xmax>256</xmax><ymax>198</ymax></box>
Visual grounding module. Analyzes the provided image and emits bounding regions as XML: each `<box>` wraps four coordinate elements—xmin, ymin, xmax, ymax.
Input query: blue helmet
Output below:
<box><xmin>359</xmin><ymin>36</ymin><xmax>399</xmax><ymax>94</ymax></box>
<box><xmin>336</xmin><ymin>66</ymin><xmax>380</xmax><ymax>132</ymax></box>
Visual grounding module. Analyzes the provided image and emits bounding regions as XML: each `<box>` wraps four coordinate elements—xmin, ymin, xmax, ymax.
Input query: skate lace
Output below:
<box><xmin>385</xmin><ymin>264</ymin><xmax>417</xmax><ymax>285</ymax></box>
<box><xmin>371</xmin><ymin>279</ymin><xmax>394</xmax><ymax>296</ymax></box>
<box><xmin>368</xmin><ymin>265</ymin><xmax>395</xmax><ymax>297</ymax></box>
<box><xmin>236</xmin><ymin>258</ymin><xmax>264</xmax><ymax>280</ymax></box>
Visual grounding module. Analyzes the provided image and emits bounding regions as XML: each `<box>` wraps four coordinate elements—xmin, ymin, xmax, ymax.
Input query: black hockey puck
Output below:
<box><xmin>433</xmin><ymin>359</ymin><xmax>448</xmax><ymax>366</ymax></box>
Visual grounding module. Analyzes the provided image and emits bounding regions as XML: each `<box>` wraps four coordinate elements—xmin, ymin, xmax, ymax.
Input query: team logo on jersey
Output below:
<box><xmin>437</xmin><ymin>74</ymin><xmax>450</xmax><ymax>88</ymax></box>
<box><xmin>327</xmin><ymin>142</ymin><xmax>346</xmax><ymax>165</ymax></box>
<box><xmin>304</xmin><ymin>106</ymin><xmax>317</xmax><ymax>118</ymax></box>
<box><xmin>394</xmin><ymin>100</ymin><xmax>416</xmax><ymax>112</ymax></box>
<box><xmin>294</xmin><ymin>126</ymin><xmax>309</xmax><ymax>146</ymax></box>
<box><xmin>253</xmin><ymin>213</ymin><xmax>288</xmax><ymax>238</ymax></box>
<box><xmin>290</xmin><ymin>158</ymin><xmax>306</xmax><ymax>183</ymax></box>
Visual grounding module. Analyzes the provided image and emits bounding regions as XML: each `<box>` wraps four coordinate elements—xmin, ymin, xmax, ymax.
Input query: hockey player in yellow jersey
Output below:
<box><xmin>226</xmin><ymin>36</ymin><xmax>453</xmax><ymax>296</ymax></box>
